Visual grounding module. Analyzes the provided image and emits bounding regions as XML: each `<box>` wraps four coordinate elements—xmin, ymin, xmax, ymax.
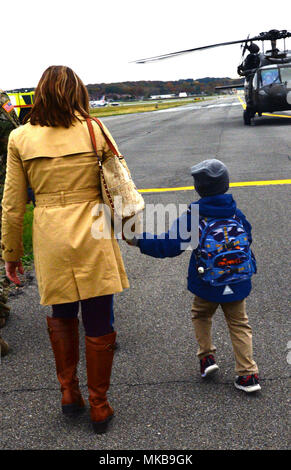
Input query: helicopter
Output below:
<box><xmin>133</xmin><ymin>29</ymin><xmax>291</xmax><ymax>125</ymax></box>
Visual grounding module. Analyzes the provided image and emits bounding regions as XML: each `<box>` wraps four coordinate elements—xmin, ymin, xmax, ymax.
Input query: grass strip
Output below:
<box><xmin>89</xmin><ymin>98</ymin><xmax>204</xmax><ymax>117</ymax></box>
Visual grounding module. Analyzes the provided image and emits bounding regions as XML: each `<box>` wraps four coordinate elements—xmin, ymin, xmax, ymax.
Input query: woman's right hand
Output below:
<box><xmin>5</xmin><ymin>260</ymin><xmax>24</xmax><ymax>285</ymax></box>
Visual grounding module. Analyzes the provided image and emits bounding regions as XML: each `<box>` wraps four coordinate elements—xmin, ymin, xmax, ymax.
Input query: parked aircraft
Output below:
<box><xmin>89</xmin><ymin>96</ymin><xmax>108</xmax><ymax>107</ymax></box>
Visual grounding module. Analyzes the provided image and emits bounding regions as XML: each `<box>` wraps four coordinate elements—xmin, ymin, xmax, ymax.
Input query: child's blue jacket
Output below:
<box><xmin>137</xmin><ymin>193</ymin><xmax>256</xmax><ymax>303</ymax></box>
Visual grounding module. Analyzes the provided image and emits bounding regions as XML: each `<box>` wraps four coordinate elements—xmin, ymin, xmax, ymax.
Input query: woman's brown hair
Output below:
<box><xmin>25</xmin><ymin>66</ymin><xmax>90</xmax><ymax>127</ymax></box>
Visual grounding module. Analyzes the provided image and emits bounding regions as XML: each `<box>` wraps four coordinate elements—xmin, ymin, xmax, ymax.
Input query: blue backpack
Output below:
<box><xmin>195</xmin><ymin>215</ymin><xmax>255</xmax><ymax>286</ymax></box>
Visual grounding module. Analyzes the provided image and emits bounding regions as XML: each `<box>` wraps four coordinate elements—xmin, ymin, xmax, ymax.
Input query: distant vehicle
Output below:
<box><xmin>89</xmin><ymin>95</ymin><xmax>108</xmax><ymax>107</ymax></box>
<box><xmin>110</xmin><ymin>102</ymin><xmax>120</xmax><ymax>106</ymax></box>
<box><xmin>134</xmin><ymin>29</ymin><xmax>291</xmax><ymax>125</ymax></box>
<box><xmin>150</xmin><ymin>94</ymin><xmax>175</xmax><ymax>99</ymax></box>
<box><xmin>7</xmin><ymin>90</ymin><xmax>34</xmax><ymax>123</ymax></box>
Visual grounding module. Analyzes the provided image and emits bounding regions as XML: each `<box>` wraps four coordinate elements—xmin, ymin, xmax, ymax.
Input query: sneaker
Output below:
<box><xmin>200</xmin><ymin>354</ymin><xmax>219</xmax><ymax>378</ymax></box>
<box><xmin>234</xmin><ymin>374</ymin><xmax>261</xmax><ymax>393</ymax></box>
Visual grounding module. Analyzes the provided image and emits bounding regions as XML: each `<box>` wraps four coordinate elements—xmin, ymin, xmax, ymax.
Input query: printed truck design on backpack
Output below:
<box><xmin>195</xmin><ymin>215</ymin><xmax>255</xmax><ymax>286</ymax></box>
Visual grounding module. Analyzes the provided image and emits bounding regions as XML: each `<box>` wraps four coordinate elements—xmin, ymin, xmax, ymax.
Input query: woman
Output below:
<box><xmin>1</xmin><ymin>66</ymin><xmax>129</xmax><ymax>434</ymax></box>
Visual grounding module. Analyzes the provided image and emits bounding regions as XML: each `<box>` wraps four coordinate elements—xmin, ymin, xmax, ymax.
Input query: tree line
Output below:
<box><xmin>6</xmin><ymin>77</ymin><xmax>243</xmax><ymax>101</ymax></box>
<box><xmin>87</xmin><ymin>77</ymin><xmax>243</xmax><ymax>100</ymax></box>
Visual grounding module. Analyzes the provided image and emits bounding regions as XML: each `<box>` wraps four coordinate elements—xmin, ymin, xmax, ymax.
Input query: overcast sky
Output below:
<box><xmin>3</xmin><ymin>0</ymin><xmax>291</xmax><ymax>90</ymax></box>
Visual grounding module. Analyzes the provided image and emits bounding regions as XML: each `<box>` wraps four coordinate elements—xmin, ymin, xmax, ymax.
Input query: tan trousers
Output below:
<box><xmin>191</xmin><ymin>296</ymin><xmax>258</xmax><ymax>376</ymax></box>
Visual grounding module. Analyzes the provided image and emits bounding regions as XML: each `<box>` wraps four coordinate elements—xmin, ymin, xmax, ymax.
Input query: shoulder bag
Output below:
<box><xmin>86</xmin><ymin>117</ymin><xmax>144</xmax><ymax>220</ymax></box>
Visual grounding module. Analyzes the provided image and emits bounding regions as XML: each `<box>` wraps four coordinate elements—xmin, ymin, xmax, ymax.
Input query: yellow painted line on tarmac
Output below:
<box><xmin>140</xmin><ymin>186</ymin><xmax>195</xmax><ymax>193</ymax></box>
<box><xmin>237</xmin><ymin>95</ymin><xmax>291</xmax><ymax>118</ymax></box>
<box><xmin>139</xmin><ymin>179</ymin><xmax>291</xmax><ymax>194</ymax></box>
<box><xmin>237</xmin><ymin>95</ymin><xmax>246</xmax><ymax>109</ymax></box>
<box><xmin>229</xmin><ymin>179</ymin><xmax>291</xmax><ymax>187</ymax></box>
<box><xmin>262</xmin><ymin>112</ymin><xmax>291</xmax><ymax>119</ymax></box>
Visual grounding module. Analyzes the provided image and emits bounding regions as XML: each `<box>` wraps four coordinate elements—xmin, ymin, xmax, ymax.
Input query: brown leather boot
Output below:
<box><xmin>85</xmin><ymin>331</ymin><xmax>116</xmax><ymax>434</ymax></box>
<box><xmin>47</xmin><ymin>316</ymin><xmax>85</xmax><ymax>415</ymax></box>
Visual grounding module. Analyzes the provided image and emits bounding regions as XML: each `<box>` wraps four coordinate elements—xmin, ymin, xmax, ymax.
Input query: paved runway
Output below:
<box><xmin>1</xmin><ymin>96</ymin><xmax>290</xmax><ymax>450</ymax></box>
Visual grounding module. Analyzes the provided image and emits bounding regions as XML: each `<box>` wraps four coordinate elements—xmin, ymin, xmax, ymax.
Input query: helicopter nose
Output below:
<box><xmin>268</xmin><ymin>84</ymin><xmax>285</xmax><ymax>97</ymax></box>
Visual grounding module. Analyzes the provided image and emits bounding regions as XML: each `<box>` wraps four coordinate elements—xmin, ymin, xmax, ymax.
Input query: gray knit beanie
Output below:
<box><xmin>190</xmin><ymin>159</ymin><xmax>229</xmax><ymax>197</ymax></box>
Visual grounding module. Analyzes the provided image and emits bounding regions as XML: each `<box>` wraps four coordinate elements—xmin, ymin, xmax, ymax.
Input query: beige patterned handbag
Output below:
<box><xmin>86</xmin><ymin>117</ymin><xmax>144</xmax><ymax>220</ymax></box>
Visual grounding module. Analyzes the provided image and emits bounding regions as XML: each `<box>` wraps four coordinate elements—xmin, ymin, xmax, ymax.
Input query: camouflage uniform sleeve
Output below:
<box><xmin>0</xmin><ymin>91</ymin><xmax>20</xmax><ymax>128</ymax></box>
<box><xmin>1</xmin><ymin>131</ymin><xmax>28</xmax><ymax>262</ymax></box>
<box><xmin>0</xmin><ymin>91</ymin><xmax>20</xmax><ymax>349</ymax></box>
<box><xmin>0</xmin><ymin>120</ymin><xmax>15</xmax><ymax>157</ymax></box>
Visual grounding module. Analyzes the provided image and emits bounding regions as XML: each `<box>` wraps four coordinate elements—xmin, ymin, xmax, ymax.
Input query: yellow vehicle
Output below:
<box><xmin>7</xmin><ymin>91</ymin><xmax>34</xmax><ymax>123</ymax></box>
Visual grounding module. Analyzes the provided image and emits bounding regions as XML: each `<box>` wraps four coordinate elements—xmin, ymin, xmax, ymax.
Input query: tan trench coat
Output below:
<box><xmin>1</xmin><ymin>115</ymin><xmax>129</xmax><ymax>305</ymax></box>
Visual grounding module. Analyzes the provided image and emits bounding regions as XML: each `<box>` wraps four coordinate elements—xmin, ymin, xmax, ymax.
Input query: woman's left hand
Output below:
<box><xmin>5</xmin><ymin>260</ymin><xmax>24</xmax><ymax>285</ymax></box>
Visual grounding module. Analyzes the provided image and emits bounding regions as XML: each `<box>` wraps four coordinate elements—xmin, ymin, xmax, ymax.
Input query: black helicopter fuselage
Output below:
<box><xmin>245</xmin><ymin>52</ymin><xmax>291</xmax><ymax>114</ymax></box>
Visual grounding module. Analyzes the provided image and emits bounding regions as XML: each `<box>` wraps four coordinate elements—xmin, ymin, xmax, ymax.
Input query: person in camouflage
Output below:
<box><xmin>0</xmin><ymin>89</ymin><xmax>20</xmax><ymax>356</ymax></box>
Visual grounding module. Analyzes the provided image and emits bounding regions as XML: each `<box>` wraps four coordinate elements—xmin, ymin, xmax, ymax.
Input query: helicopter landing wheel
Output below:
<box><xmin>243</xmin><ymin>109</ymin><xmax>252</xmax><ymax>125</ymax></box>
<box><xmin>243</xmin><ymin>110</ymin><xmax>251</xmax><ymax>125</ymax></box>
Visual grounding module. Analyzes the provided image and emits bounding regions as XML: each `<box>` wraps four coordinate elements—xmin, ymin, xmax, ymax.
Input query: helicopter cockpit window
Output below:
<box><xmin>260</xmin><ymin>69</ymin><xmax>280</xmax><ymax>87</ymax></box>
<box><xmin>280</xmin><ymin>67</ymin><xmax>291</xmax><ymax>84</ymax></box>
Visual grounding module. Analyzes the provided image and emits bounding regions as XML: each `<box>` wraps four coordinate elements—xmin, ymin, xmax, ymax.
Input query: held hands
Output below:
<box><xmin>121</xmin><ymin>217</ymin><xmax>140</xmax><ymax>247</ymax></box>
<box><xmin>5</xmin><ymin>260</ymin><xmax>24</xmax><ymax>286</ymax></box>
<box><xmin>124</xmin><ymin>235</ymin><xmax>139</xmax><ymax>247</ymax></box>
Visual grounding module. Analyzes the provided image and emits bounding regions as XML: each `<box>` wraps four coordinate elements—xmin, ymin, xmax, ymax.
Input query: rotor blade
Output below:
<box><xmin>133</xmin><ymin>37</ymin><xmax>260</xmax><ymax>63</ymax></box>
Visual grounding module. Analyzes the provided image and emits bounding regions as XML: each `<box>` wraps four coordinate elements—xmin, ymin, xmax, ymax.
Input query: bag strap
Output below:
<box><xmin>86</xmin><ymin>118</ymin><xmax>101</xmax><ymax>164</ymax></box>
<box><xmin>86</xmin><ymin>117</ymin><xmax>115</xmax><ymax>213</ymax></box>
<box><xmin>88</xmin><ymin>116</ymin><xmax>123</xmax><ymax>159</ymax></box>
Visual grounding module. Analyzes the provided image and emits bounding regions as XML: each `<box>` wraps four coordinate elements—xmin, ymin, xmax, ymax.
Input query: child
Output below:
<box><xmin>128</xmin><ymin>159</ymin><xmax>260</xmax><ymax>393</ymax></box>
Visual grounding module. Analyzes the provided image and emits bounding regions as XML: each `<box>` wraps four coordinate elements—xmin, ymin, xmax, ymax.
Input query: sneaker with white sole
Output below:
<box><xmin>200</xmin><ymin>354</ymin><xmax>219</xmax><ymax>378</ymax></box>
<box><xmin>234</xmin><ymin>374</ymin><xmax>261</xmax><ymax>393</ymax></box>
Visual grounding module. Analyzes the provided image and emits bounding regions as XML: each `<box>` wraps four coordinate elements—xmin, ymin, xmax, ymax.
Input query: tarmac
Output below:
<box><xmin>0</xmin><ymin>96</ymin><xmax>290</xmax><ymax>451</ymax></box>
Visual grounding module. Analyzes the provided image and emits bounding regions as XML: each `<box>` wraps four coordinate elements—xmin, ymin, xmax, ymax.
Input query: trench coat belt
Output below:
<box><xmin>35</xmin><ymin>188</ymin><xmax>101</xmax><ymax>207</ymax></box>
